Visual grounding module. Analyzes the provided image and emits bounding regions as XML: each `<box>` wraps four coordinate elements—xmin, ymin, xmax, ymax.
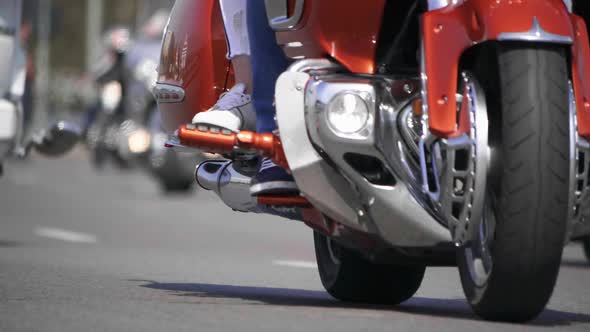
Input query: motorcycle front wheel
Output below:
<box><xmin>456</xmin><ymin>44</ymin><xmax>569</xmax><ymax>322</ymax></box>
<box><xmin>313</xmin><ymin>232</ymin><xmax>425</xmax><ymax>305</ymax></box>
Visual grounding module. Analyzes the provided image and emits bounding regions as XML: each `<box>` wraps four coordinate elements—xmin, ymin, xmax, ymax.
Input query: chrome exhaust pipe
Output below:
<box><xmin>195</xmin><ymin>159</ymin><xmax>306</xmax><ymax>221</ymax></box>
<box><xmin>195</xmin><ymin>160</ymin><xmax>227</xmax><ymax>191</ymax></box>
<box><xmin>195</xmin><ymin>160</ymin><xmax>257</xmax><ymax>212</ymax></box>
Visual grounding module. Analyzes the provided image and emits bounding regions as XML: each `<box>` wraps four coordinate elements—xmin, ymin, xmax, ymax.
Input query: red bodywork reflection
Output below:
<box><xmin>157</xmin><ymin>0</ymin><xmax>230</xmax><ymax>133</ymax></box>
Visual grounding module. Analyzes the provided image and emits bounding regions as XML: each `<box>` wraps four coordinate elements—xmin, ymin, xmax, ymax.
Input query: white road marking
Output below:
<box><xmin>273</xmin><ymin>260</ymin><xmax>317</xmax><ymax>269</ymax></box>
<box><xmin>34</xmin><ymin>227</ymin><xmax>98</xmax><ymax>244</ymax></box>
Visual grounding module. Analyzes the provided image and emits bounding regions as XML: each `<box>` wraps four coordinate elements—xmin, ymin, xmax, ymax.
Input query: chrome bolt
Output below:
<box><xmin>403</xmin><ymin>83</ymin><xmax>413</xmax><ymax>94</ymax></box>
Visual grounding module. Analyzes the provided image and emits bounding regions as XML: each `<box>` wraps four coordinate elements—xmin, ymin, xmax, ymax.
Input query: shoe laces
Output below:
<box><xmin>259</xmin><ymin>158</ymin><xmax>277</xmax><ymax>172</ymax></box>
<box><xmin>214</xmin><ymin>90</ymin><xmax>251</xmax><ymax>111</ymax></box>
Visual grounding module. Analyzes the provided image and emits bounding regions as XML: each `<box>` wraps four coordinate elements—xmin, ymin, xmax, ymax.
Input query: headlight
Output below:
<box><xmin>326</xmin><ymin>93</ymin><xmax>370</xmax><ymax>134</ymax></box>
<box><xmin>128</xmin><ymin>128</ymin><xmax>151</xmax><ymax>154</ymax></box>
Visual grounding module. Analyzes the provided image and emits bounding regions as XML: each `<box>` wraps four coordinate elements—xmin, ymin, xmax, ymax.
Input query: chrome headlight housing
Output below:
<box><xmin>310</xmin><ymin>79</ymin><xmax>376</xmax><ymax>142</ymax></box>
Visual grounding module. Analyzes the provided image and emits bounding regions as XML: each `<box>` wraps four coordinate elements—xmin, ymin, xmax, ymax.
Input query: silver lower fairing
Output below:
<box><xmin>275</xmin><ymin>62</ymin><xmax>451</xmax><ymax>247</ymax></box>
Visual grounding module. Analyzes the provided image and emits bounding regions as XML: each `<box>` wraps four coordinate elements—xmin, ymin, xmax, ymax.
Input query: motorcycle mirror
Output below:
<box><xmin>28</xmin><ymin>121</ymin><xmax>81</xmax><ymax>157</ymax></box>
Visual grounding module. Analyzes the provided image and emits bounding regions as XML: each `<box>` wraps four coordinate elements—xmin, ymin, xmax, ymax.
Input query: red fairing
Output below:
<box><xmin>275</xmin><ymin>0</ymin><xmax>386</xmax><ymax>74</ymax></box>
<box><xmin>571</xmin><ymin>15</ymin><xmax>590</xmax><ymax>137</ymax></box>
<box><xmin>422</xmin><ymin>0</ymin><xmax>576</xmax><ymax>137</ymax></box>
<box><xmin>157</xmin><ymin>0</ymin><xmax>230</xmax><ymax>133</ymax></box>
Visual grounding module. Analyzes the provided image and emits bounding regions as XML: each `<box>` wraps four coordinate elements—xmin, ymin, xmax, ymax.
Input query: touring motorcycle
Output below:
<box><xmin>154</xmin><ymin>0</ymin><xmax>590</xmax><ymax>321</ymax></box>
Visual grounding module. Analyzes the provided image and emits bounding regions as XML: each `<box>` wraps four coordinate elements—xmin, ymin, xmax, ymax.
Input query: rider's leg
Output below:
<box><xmin>219</xmin><ymin>0</ymin><xmax>252</xmax><ymax>92</ymax></box>
<box><xmin>192</xmin><ymin>0</ymin><xmax>256</xmax><ymax>132</ymax></box>
<box><xmin>246</xmin><ymin>0</ymin><xmax>289</xmax><ymax>134</ymax></box>
<box><xmin>231</xmin><ymin>55</ymin><xmax>252</xmax><ymax>93</ymax></box>
<box><xmin>246</xmin><ymin>0</ymin><xmax>297</xmax><ymax>196</ymax></box>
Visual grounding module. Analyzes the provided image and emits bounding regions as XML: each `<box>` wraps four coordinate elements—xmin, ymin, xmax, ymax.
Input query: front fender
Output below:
<box><xmin>422</xmin><ymin>0</ymin><xmax>576</xmax><ymax>137</ymax></box>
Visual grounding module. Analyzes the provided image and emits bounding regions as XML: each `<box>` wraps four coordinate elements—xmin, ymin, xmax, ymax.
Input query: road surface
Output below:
<box><xmin>1</xmin><ymin>150</ymin><xmax>589</xmax><ymax>331</ymax></box>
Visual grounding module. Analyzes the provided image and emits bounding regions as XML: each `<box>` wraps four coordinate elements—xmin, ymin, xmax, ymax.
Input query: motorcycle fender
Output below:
<box><xmin>155</xmin><ymin>0</ymin><xmax>231</xmax><ymax>133</ymax></box>
<box><xmin>422</xmin><ymin>0</ymin><xmax>578</xmax><ymax>137</ymax></box>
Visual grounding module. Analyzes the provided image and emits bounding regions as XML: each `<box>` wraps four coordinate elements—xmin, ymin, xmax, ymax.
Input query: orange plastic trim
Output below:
<box><xmin>422</xmin><ymin>0</ymin><xmax>575</xmax><ymax>137</ymax></box>
<box><xmin>275</xmin><ymin>0</ymin><xmax>385</xmax><ymax>74</ymax></box>
<box><xmin>157</xmin><ymin>0</ymin><xmax>231</xmax><ymax>132</ymax></box>
<box><xmin>571</xmin><ymin>15</ymin><xmax>590</xmax><ymax>138</ymax></box>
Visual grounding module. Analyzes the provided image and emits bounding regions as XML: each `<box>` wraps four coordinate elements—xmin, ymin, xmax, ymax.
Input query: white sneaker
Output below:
<box><xmin>192</xmin><ymin>83</ymin><xmax>256</xmax><ymax>132</ymax></box>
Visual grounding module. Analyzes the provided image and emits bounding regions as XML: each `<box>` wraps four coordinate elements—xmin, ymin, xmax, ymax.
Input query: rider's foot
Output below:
<box><xmin>250</xmin><ymin>158</ymin><xmax>299</xmax><ymax>196</ymax></box>
<box><xmin>192</xmin><ymin>83</ymin><xmax>256</xmax><ymax>132</ymax></box>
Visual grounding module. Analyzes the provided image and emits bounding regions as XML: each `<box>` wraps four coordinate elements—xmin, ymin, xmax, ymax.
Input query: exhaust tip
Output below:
<box><xmin>194</xmin><ymin>160</ymin><xmax>230</xmax><ymax>191</ymax></box>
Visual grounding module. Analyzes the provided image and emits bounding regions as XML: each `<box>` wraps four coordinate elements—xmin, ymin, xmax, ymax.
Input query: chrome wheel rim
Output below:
<box><xmin>456</xmin><ymin>72</ymin><xmax>495</xmax><ymax>288</ymax></box>
<box><xmin>464</xmin><ymin>195</ymin><xmax>496</xmax><ymax>287</ymax></box>
<box><xmin>326</xmin><ymin>237</ymin><xmax>341</xmax><ymax>265</ymax></box>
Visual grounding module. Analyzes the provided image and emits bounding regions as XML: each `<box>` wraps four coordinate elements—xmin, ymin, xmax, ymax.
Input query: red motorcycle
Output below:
<box><xmin>154</xmin><ymin>0</ymin><xmax>590</xmax><ymax>321</ymax></box>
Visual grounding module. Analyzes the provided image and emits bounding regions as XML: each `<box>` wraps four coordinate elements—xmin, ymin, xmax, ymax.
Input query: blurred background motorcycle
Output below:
<box><xmin>82</xmin><ymin>10</ymin><xmax>203</xmax><ymax>193</ymax></box>
<box><xmin>0</xmin><ymin>0</ymin><xmax>79</xmax><ymax>173</ymax></box>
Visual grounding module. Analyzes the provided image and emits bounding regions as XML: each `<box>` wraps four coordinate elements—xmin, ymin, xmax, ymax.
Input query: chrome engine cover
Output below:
<box><xmin>275</xmin><ymin>61</ymin><xmax>451</xmax><ymax>247</ymax></box>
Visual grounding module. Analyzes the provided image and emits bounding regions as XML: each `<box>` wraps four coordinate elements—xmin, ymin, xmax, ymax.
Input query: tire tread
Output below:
<box><xmin>461</xmin><ymin>44</ymin><xmax>569</xmax><ymax>322</ymax></box>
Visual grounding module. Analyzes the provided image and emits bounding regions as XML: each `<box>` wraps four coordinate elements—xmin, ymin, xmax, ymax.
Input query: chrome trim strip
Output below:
<box><xmin>265</xmin><ymin>0</ymin><xmax>305</xmax><ymax>31</ymax></box>
<box><xmin>497</xmin><ymin>17</ymin><xmax>573</xmax><ymax>45</ymax></box>
<box><xmin>563</xmin><ymin>0</ymin><xmax>573</xmax><ymax>13</ymax></box>
<box><xmin>427</xmin><ymin>0</ymin><xmax>451</xmax><ymax>10</ymax></box>
<box><xmin>153</xmin><ymin>83</ymin><xmax>185</xmax><ymax>103</ymax></box>
<box><xmin>287</xmin><ymin>58</ymin><xmax>340</xmax><ymax>73</ymax></box>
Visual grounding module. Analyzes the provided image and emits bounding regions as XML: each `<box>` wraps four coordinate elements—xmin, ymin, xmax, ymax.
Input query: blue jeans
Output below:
<box><xmin>247</xmin><ymin>0</ymin><xmax>289</xmax><ymax>133</ymax></box>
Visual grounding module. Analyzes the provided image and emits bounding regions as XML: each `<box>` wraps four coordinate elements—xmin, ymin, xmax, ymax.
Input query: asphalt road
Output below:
<box><xmin>1</xmin><ymin>149</ymin><xmax>589</xmax><ymax>332</ymax></box>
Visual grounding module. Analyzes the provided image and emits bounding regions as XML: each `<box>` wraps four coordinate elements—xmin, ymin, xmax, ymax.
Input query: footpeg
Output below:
<box><xmin>176</xmin><ymin>124</ymin><xmax>288</xmax><ymax>169</ymax></box>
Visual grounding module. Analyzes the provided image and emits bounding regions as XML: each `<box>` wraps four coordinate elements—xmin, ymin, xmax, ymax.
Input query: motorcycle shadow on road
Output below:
<box><xmin>138</xmin><ymin>281</ymin><xmax>590</xmax><ymax>326</ymax></box>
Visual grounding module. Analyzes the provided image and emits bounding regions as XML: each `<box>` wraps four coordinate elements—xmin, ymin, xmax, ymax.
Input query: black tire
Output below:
<box><xmin>458</xmin><ymin>44</ymin><xmax>569</xmax><ymax>322</ymax></box>
<box><xmin>583</xmin><ymin>237</ymin><xmax>590</xmax><ymax>262</ymax></box>
<box><xmin>161</xmin><ymin>179</ymin><xmax>193</xmax><ymax>193</ymax></box>
<box><xmin>155</xmin><ymin>151</ymin><xmax>195</xmax><ymax>193</ymax></box>
<box><xmin>313</xmin><ymin>232</ymin><xmax>425</xmax><ymax>304</ymax></box>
